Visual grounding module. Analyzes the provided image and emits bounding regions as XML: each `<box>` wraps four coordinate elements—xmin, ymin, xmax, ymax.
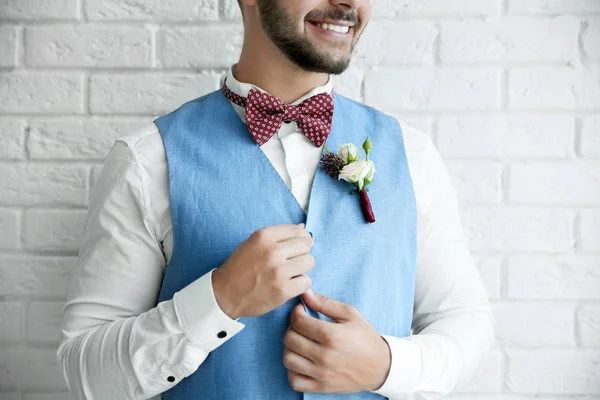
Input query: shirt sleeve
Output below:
<box><xmin>57</xmin><ymin>140</ymin><xmax>245</xmax><ymax>400</ymax></box>
<box><xmin>371</xmin><ymin>129</ymin><xmax>496</xmax><ymax>399</ymax></box>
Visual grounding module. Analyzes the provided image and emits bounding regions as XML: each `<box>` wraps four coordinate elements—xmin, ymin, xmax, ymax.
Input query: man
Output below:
<box><xmin>58</xmin><ymin>0</ymin><xmax>495</xmax><ymax>399</ymax></box>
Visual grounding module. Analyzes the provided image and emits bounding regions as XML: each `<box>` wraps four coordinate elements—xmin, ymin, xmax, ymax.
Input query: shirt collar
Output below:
<box><xmin>224</xmin><ymin>64</ymin><xmax>334</xmax><ymax>106</ymax></box>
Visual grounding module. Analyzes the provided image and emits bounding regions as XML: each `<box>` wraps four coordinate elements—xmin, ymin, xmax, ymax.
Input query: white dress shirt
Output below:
<box><xmin>57</xmin><ymin>65</ymin><xmax>495</xmax><ymax>400</ymax></box>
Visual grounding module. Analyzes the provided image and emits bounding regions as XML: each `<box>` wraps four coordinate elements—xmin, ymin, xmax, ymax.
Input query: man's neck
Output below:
<box><xmin>234</xmin><ymin>42</ymin><xmax>329</xmax><ymax>104</ymax></box>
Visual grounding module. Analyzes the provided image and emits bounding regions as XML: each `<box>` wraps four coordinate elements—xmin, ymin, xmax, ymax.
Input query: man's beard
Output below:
<box><xmin>256</xmin><ymin>0</ymin><xmax>361</xmax><ymax>74</ymax></box>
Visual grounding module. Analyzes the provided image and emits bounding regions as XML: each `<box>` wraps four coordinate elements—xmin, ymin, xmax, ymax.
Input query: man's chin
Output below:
<box><xmin>277</xmin><ymin>41</ymin><xmax>352</xmax><ymax>74</ymax></box>
<box><xmin>314</xmin><ymin>55</ymin><xmax>352</xmax><ymax>74</ymax></box>
<box><xmin>301</xmin><ymin>60</ymin><xmax>351</xmax><ymax>75</ymax></box>
<box><xmin>303</xmin><ymin>46</ymin><xmax>352</xmax><ymax>68</ymax></box>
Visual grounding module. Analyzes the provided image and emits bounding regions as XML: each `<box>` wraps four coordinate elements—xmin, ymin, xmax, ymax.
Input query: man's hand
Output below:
<box><xmin>283</xmin><ymin>290</ymin><xmax>391</xmax><ymax>394</ymax></box>
<box><xmin>212</xmin><ymin>223</ymin><xmax>314</xmax><ymax>319</ymax></box>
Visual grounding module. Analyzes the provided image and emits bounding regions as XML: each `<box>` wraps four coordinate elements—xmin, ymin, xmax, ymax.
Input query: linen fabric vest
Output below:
<box><xmin>154</xmin><ymin>88</ymin><xmax>417</xmax><ymax>400</ymax></box>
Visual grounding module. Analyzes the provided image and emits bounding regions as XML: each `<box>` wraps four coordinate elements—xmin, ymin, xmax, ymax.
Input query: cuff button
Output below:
<box><xmin>167</xmin><ymin>376</ymin><xmax>175</xmax><ymax>382</ymax></box>
<box><xmin>217</xmin><ymin>330</ymin><xmax>227</xmax><ymax>339</ymax></box>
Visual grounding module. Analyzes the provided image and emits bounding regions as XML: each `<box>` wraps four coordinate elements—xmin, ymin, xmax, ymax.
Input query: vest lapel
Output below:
<box><xmin>216</xmin><ymin>90</ymin><xmax>334</xmax><ymax>233</ymax></box>
<box><xmin>303</xmin><ymin>94</ymin><xmax>343</xmax><ymax>235</ymax></box>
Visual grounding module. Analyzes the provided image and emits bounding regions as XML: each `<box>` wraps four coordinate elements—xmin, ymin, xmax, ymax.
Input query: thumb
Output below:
<box><xmin>302</xmin><ymin>289</ymin><xmax>358</xmax><ymax>322</ymax></box>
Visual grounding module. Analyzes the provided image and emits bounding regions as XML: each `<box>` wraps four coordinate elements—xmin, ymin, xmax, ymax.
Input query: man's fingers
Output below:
<box><xmin>284</xmin><ymin>324</ymin><xmax>322</xmax><ymax>363</ymax></box>
<box><xmin>288</xmin><ymin>370</ymin><xmax>322</xmax><ymax>393</ymax></box>
<box><xmin>268</xmin><ymin>223</ymin><xmax>308</xmax><ymax>243</ymax></box>
<box><xmin>302</xmin><ymin>290</ymin><xmax>359</xmax><ymax>322</ymax></box>
<box><xmin>290</xmin><ymin>305</ymin><xmax>337</xmax><ymax>344</ymax></box>
<box><xmin>283</xmin><ymin>348</ymin><xmax>317</xmax><ymax>379</ymax></box>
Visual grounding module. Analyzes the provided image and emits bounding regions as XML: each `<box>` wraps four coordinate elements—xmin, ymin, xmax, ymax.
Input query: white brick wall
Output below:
<box><xmin>0</xmin><ymin>0</ymin><xmax>598</xmax><ymax>398</ymax></box>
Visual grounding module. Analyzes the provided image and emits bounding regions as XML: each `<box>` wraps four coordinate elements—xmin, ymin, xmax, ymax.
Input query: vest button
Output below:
<box><xmin>217</xmin><ymin>330</ymin><xmax>227</xmax><ymax>339</ymax></box>
<box><xmin>167</xmin><ymin>376</ymin><xmax>175</xmax><ymax>382</ymax></box>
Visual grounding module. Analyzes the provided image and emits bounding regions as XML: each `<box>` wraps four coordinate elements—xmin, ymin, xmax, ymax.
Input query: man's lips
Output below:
<box><xmin>308</xmin><ymin>19</ymin><xmax>355</xmax><ymax>27</ymax></box>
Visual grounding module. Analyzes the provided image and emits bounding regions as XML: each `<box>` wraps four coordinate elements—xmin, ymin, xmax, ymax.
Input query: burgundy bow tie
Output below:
<box><xmin>222</xmin><ymin>80</ymin><xmax>334</xmax><ymax>147</ymax></box>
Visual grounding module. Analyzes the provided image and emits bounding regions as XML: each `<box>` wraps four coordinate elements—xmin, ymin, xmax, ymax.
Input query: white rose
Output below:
<box><xmin>338</xmin><ymin>160</ymin><xmax>375</xmax><ymax>190</ymax></box>
<box><xmin>337</xmin><ymin>143</ymin><xmax>359</xmax><ymax>164</ymax></box>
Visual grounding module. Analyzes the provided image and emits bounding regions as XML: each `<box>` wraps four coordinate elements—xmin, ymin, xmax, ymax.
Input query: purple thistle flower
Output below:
<box><xmin>319</xmin><ymin>152</ymin><xmax>345</xmax><ymax>179</ymax></box>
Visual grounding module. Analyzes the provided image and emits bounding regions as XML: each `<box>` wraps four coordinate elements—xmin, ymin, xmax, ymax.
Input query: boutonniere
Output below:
<box><xmin>319</xmin><ymin>137</ymin><xmax>376</xmax><ymax>223</ymax></box>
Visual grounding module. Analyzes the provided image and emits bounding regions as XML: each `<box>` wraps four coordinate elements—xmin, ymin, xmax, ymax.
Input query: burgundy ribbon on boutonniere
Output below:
<box><xmin>319</xmin><ymin>137</ymin><xmax>376</xmax><ymax>223</ymax></box>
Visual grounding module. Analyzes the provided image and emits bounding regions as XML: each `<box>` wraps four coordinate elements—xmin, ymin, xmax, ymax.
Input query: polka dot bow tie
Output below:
<box><xmin>222</xmin><ymin>80</ymin><xmax>334</xmax><ymax>147</ymax></box>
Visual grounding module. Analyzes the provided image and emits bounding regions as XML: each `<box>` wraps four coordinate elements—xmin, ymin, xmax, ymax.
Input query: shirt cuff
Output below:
<box><xmin>173</xmin><ymin>268</ymin><xmax>245</xmax><ymax>352</ymax></box>
<box><xmin>371</xmin><ymin>335</ymin><xmax>422</xmax><ymax>398</ymax></box>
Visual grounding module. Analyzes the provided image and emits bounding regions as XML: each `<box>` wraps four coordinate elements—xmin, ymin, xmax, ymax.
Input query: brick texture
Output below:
<box><xmin>0</xmin><ymin>0</ymin><xmax>597</xmax><ymax>398</ymax></box>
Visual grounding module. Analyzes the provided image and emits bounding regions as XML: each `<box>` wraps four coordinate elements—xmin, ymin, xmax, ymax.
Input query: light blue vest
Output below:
<box><xmin>155</xmin><ymin>88</ymin><xmax>417</xmax><ymax>399</ymax></box>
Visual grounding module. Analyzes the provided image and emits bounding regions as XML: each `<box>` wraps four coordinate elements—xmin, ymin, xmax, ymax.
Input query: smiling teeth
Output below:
<box><xmin>316</xmin><ymin>23</ymin><xmax>350</xmax><ymax>34</ymax></box>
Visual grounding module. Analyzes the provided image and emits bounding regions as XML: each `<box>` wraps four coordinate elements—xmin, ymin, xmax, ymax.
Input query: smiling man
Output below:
<box><xmin>58</xmin><ymin>0</ymin><xmax>495</xmax><ymax>399</ymax></box>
